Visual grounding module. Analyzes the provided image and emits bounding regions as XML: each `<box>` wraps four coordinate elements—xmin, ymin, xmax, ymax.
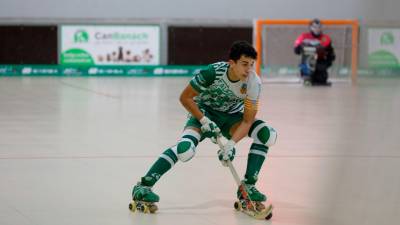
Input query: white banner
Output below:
<box><xmin>368</xmin><ymin>28</ymin><xmax>400</xmax><ymax>68</ymax></box>
<box><xmin>60</xmin><ymin>25</ymin><xmax>160</xmax><ymax>65</ymax></box>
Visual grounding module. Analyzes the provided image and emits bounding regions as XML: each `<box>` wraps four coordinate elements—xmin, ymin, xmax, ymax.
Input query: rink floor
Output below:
<box><xmin>0</xmin><ymin>76</ymin><xmax>399</xmax><ymax>225</ymax></box>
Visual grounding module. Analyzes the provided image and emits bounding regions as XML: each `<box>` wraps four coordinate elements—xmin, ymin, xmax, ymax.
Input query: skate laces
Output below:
<box><xmin>135</xmin><ymin>183</ymin><xmax>152</xmax><ymax>195</ymax></box>
<box><xmin>140</xmin><ymin>185</ymin><xmax>152</xmax><ymax>194</ymax></box>
<box><xmin>246</xmin><ymin>184</ymin><xmax>260</xmax><ymax>194</ymax></box>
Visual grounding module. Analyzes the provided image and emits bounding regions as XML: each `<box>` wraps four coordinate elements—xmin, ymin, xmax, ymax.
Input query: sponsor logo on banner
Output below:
<box><xmin>63</xmin><ymin>68</ymin><xmax>83</xmax><ymax>75</ymax></box>
<box><xmin>74</xmin><ymin>30</ymin><xmax>90</xmax><ymax>43</ymax></box>
<box><xmin>0</xmin><ymin>66</ymin><xmax>15</xmax><ymax>75</ymax></box>
<box><xmin>0</xmin><ymin>65</ymin><xmax>207</xmax><ymax>76</ymax></box>
<box><xmin>22</xmin><ymin>67</ymin><xmax>32</xmax><ymax>75</ymax></box>
<box><xmin>21</xmin><ymin>67</ymin><xmax>58</xmax><ymax>75</ymax></box>
<box><xmin>368</xmin><ymin>28</ymin><xmax>400</xmax><ymax>68</ymax></box>
<box><xmin>60</xmin><ymin>25</ymin><xmax>160</xmax><ymax>66</ymax></box>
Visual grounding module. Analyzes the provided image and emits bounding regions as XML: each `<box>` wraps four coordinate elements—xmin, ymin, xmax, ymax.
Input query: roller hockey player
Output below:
<box><xmin>130</xmin><ymin>41</ymin><xmax>277</xmax><ymax>218</ymax></box>
<box><xmin>294</xmin><ymin>18</ymin><xmax>336</xmax><ymax>86</ymax></box>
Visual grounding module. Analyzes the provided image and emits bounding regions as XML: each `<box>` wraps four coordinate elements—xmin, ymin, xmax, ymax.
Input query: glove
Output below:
<box><xmin>217</xmin><ymin>140</ymin><xmax>236</xmax><ymax>167</ymax></box>
<box><xmin>199</xmin><ymin>116</ymin><xmax>221</xmax><ymax>139</ymax></box>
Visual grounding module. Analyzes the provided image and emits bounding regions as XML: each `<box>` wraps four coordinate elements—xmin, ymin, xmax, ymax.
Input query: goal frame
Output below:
<box><xmin>254</xmin><ymin>19</ymin><xmax>359</xmax><ymax>83</ymax></box>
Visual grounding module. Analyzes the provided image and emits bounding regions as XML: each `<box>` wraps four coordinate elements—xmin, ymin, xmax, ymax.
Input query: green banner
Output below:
<box><xmin>368</xmin><ymin>28</ymin><xmax>400</xmax><ymax>68</ymax></box>
<box><xmin>0</xmin><ymin>65</ymin><xmax>207</xmax><ymax>76</ymax></box>
<box><xmin>2</xmin><ymin>65</ymin><xmax>399</xmax><ymax>77</ymax></box>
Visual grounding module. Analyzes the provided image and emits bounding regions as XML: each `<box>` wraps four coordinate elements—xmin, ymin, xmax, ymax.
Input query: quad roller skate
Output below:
<box><xmin>129</xmin><ymin>182</ymin><xmax>159</xmax><ymax>214</ymax></box>
<box><xmin>233</xmin><ymin>183</ymin><xmax>273</xmax><ymax>220</ymax></box>
<box><xmin>129</xmin><ymin>200</ymin><xmax>158</xmax><ymax>214</ymax></box>
<box><xmin>214</xmin><ymin>136</ymin><xmax>273</xmax><ymax>220</ymax></box>
<box><xmin>233</xmin><ymin>199</ymin><xmax>273</xmax><ymax>220</ymax></box>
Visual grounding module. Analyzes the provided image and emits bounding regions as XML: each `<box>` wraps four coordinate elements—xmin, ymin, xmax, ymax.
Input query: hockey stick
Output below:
<box><xmin>215</xmin><ymin>135</ymin><xmax>273</xmax><ymax>220</ymax></box>
<box><xmin>215</xmin><ymin>135</ymin><xmax>258</xmax><ymax>211</ymax></box>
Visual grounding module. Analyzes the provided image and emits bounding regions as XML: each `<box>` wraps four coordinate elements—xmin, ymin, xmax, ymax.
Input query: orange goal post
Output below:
<box><xmin>253</xmin><ymin>19</ymin><xmax>359</xmax><ymax>83</ymax></box>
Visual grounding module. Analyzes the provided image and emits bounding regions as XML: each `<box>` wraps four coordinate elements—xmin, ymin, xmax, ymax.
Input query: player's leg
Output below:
<box><xmin>312</xmin><ymin>62</ymin><xmax>330</xmax><ymax>85</ymax></box>
<box><xmin>228</xmin><ymin>119</ymin><xmax>277</xmax><ymax>202</ymax></box>
<box><xmin>299</xmin><ymin>48</ymin><xmax>317</xmax><ymax>86</ymax></box>
<box><xmin>132</xmin><ymin>127</ymin><xmax>201</xmax><ymax>202</ymax></box>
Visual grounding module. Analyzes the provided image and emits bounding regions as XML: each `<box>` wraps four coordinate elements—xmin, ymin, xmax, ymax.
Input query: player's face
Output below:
<box><xmin>230</xmin><ymin>55</ymin><xmax>255</xmax><ymax>81</ymax></box>
<box><xmin>310</xmin><ymin>23</ymin><xmax>322</xmax><ymax>36</ymax></box>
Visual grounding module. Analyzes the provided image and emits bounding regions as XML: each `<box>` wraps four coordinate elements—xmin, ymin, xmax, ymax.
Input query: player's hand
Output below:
<box><xmin>217</xmin><ymin>140</ymin><xmax>236</xmax><ymax>167</ymax></box>
<box><xmin>199</xmin><ymin>116</ymin><xmax>221</xmax><ymax>138</ymax></box>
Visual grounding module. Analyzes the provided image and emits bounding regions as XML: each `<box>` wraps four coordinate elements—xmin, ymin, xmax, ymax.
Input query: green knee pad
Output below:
<box><xmin>250</xmin><ymin>121</ymin><xmax>277</xmax><ymax>147</ymax></box>
<box><xmin>177</xmin><ymin>141</ymin><xmax>195</xmax><ymax>162</ymax></box>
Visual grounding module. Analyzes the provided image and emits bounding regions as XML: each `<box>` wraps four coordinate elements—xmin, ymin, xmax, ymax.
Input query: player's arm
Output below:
<box><xmin>230</xmin><ymin>99</ymin><xmax>258</xmax><ymax>143</ymax></box>
<box><xmin>325</xmin><ymin>42</ymin><xmax>336</xmax><ymax>64</ymax></box>
<box><xmin>294</xmin><ymin>34</ymin><xmax>305</xmax><ymax>55</ymax></box>
<box><xmin>180</xmin><ymin>64</ymin><xmax>216</xmax><ymax>121</ymax></box>
<box><xmin>179</xmin><ymin>85</ymin><xmax>204</xmax><ymax>121</ymax></box>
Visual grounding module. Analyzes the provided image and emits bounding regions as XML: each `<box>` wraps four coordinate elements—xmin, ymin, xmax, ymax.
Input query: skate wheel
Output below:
<box><xmin>149</xmin><ymin>204</ymin><xmax>158</xmax><ymax>213</ymax></box>
<box><xmin>234</xmin><ymin>201</ymin><xmax>241</xmax><ymax>211</ymax></box>
<box><xmin>129</xmin><ymin>202</ymin><xmax>136</xmax><ymax>212</ymax></box>
<box><xmin>142</xmin><ymin>205</ymin><xmax>150</xmax><ymax>213</ymax></box>
<box><xmin>265</xmin><ymin>212</ymin><xmax>273</xmax><ymax>220</ymax></box>
<box><xmin>137</xmin><ymin>204</ymin><xmax>144</xmax><ymax>212</ymax></box>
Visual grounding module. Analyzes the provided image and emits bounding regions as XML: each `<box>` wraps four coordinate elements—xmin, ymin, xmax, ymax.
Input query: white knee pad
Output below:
<box><xmin>250</xmin><ymin>121</ymin><xmax>277</xmax><ymax>147</ymax></box>
<box><xmin>176</xmin><ymin>143</ymin><xmax>195</xmax><ymax>162</ymax></box>
<box><xmin>176</xmin><ymin>129</ymin><xmax>200</xmax><ymax>162</ymax></box>
<box><xmin>265</xmin><ymin>127</ymin><xmax>277</xmax><ymax>147</ymax></box>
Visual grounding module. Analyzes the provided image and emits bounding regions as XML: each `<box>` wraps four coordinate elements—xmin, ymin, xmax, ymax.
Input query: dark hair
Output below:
<box><xmin>310</xmin><ymin>18</ymin><xmax>321</xmax><ymax>26</ymax></box>
<box><xmin>229</xmin><ymin>40</ymin><xmax>257</xmax><ymax>61</ymax></box>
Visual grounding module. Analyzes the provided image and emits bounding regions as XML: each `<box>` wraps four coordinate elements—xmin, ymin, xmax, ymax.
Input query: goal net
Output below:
<box><xmin>253</xmin><ymin>19</ymin><xmax>359</xmax><ymax>84</ymax></box>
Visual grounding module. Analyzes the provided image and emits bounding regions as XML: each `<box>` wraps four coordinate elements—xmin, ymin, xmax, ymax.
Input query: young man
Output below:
<box><xmin>294</xmin><ymin>18</ymin><xmax>336</xmax><ymax>86</ymax></box>
<box><xmin>132</xmin><ymin>41</ymin><xmax>277</xmax><ymax>207</ymax></box>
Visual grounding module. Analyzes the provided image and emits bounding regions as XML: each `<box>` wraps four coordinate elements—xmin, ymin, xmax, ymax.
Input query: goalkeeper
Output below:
<box><xmin>131</xmin><ymin>41</ymin><xmax>277</xmax><ymax>205</ymax></box>
<box><xmin>294</xmin><ymin>18</ymin><xmax>336</xmax><ymax>85</ymax></box>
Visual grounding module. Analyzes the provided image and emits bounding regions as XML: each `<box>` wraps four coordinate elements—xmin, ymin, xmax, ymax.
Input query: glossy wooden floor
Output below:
<box><xmin>0</xmin><ymin>76</ymin><xmax>399</xmax><ymax>225</ymax></box>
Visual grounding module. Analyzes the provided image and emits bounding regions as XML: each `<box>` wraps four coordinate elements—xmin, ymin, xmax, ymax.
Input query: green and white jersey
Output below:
<box><xmin>190</xmin><ymin>61</ymin><xmax>261</xmax><ymax>114</ymax></box>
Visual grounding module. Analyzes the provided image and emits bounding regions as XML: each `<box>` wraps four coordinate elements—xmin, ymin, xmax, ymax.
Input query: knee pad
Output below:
<box><xmin>176</xmin><ymin>140</ymin><xmax>195</xmax><ymax>162</ymax></box>
<box><xmin>176</xmin><ymin>129</ymin><xmax>200</xmax><ymax>162</ymax></box>
<box><xmin>249</xmin><ymin>120</ymin><xmax>277</xmax><ymax>147</ymax></box>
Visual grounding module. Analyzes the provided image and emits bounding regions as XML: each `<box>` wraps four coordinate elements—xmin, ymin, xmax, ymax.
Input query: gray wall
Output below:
<box><xmin>0</xmin><ymin>0</ymin><xmax>399</xmax><ymax>22</ymax></box>
<box><xmin>1</xmin><ymin>0</ymin><xmax>399</xmax><ymax>68</ymax></box>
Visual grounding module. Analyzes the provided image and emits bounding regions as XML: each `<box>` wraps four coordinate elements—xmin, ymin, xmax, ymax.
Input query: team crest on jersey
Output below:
<box><xmin>240</xmin><ymin>83</ymin><xmax>247</xmax><ymax>94</ymax></box>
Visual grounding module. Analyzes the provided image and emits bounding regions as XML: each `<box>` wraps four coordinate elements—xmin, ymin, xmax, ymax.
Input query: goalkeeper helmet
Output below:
<box><xmin>309</xmin><ymin>18</ymin><xmax>322</xmax><ymax>37</ymax></box>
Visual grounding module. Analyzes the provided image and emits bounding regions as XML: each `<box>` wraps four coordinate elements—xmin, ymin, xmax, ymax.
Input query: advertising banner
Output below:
<box><xmin>0</xmin><ymin>65</ymin><xmax>206</xmax><ymax>77</ymax></box>
<box><xmin>368</xmin><ymin>28</ymin><xmax>400</xmax><ymax>68</ymax></box>
<box><xmin>60</xmin><ymin>25</ymin><xmax>160</xmax><ymax>65</ymax></box>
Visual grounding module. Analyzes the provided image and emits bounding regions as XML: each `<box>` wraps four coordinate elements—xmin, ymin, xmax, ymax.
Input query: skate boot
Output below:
<box><xmin>236</xmin><ymin>182</ymin><xmax>267</xmax><ymax>211</ymax></box>
<box><xmin>303</xmin><ymin>78</ymin><xmax>312</xmax><ymax>86</ymax></box>
<box><xmin>234</xmin><ymin>182</ymin><xmax>273</xmax><ymax>220</ymax></box>
<box><xmin>237</xmin><ymin>183</ymin><xmax>267</xmax><ymax>202</ymax></box>
<box><xmin>129</xmin><ymin>182</ymin><xmax>159</xmax><ymax>213</ymax></box>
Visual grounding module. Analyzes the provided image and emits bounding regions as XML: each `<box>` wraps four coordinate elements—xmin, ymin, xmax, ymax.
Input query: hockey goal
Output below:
<box><xmin>253</xmin><ymin>19</ymin><xmax>359</xmax><ymax>84</ymax></box>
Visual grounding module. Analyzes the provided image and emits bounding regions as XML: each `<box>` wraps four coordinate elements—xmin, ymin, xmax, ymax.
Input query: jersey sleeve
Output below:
<box><xmin>294</xmin><ymin>33</ymin><xmax>306</xmax><ymax>55</ymax></box>
<box><xmin>244</xmin><ymin>73</ymin><xmax>261</xmax><ymax>111</ymax></box>
<box><xmin>294</xmin><ymin>33</ymin><xmax>306</xmax><ymax>47</ymax></box>
<box><xmin>189</xmin><ymin>64</ymin><xmax>217</xmax><ymax>93</ymax></box>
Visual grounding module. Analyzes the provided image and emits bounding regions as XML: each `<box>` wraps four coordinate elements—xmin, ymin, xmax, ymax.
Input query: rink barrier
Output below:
<box><xmin>0</xmin><ymin>65</ymin><xmax>399</xmax><ymax>77</ymax></box>
<box><xmin>0</xmin><ymin>65</ymin><xmax>207</xmax><ymax>76</ymax></box>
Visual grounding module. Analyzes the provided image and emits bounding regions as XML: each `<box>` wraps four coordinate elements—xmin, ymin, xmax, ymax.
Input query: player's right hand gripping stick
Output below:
<box><xmin>217</xmin><ymin>139</ymin><xmax>236</xmax><ymax>167</ymax></box>
<box><xmin>199</xmin><ymin>116</ymin><xmax>221</xmax><ymax>138</ymax></box>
